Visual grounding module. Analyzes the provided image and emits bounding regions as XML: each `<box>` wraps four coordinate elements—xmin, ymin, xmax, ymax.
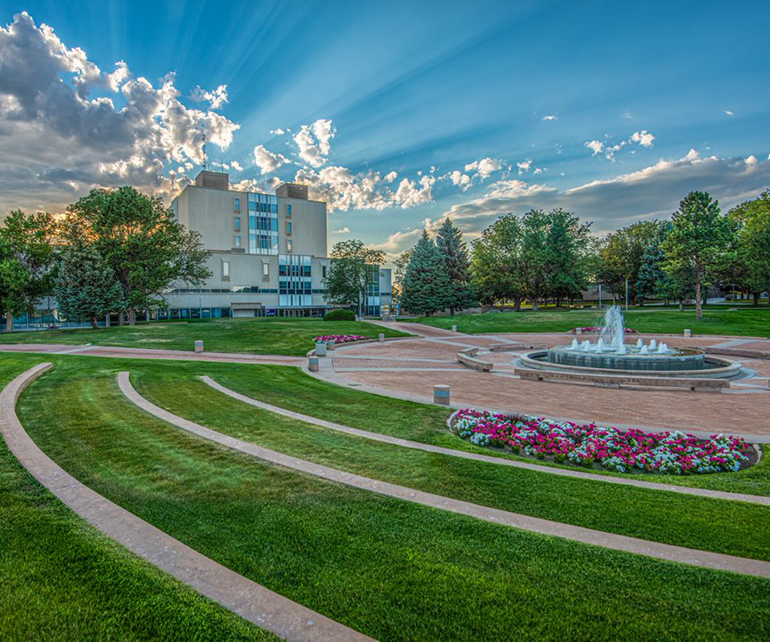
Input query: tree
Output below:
<box><xmin>54</xmin><ymin>226</ymin><xmax>124</xmax><ymax>328</ymax></box>
<box><xmin>324</xmin><ymin>239</ymin><xmax>385</xmax><ymax>317</ymax></box>
<box><xmin>662</xmin><ymin>191</ymin><xmax>733</xmax><ymax>320</ymax></box>
<box><xmin>544</xmin><ymin>208</ymin><xmax>592</xmax><ymax>305</ymax></box>
<box><xmin>471</xmin><ymin>214</ymin><xmax>527</xmax><ymax>310</ymax></box>
<box><xmin>436</xmin><ymin>218</ymin><xmax>475</xmax><ymax>314</ymax></box>
<box><xmin>391</xmin><ymin>247</ymin><xmax>413</xmax><ymax>310</ymax></box>
<box><xmin>729</xmin><ymin>190</ymin><xmax>770</xmax><ymax>304</ymax></box>
<box><xmin>0</xmin><ymin>210</ymin><xmax>56</xmax><ymax>332</ymax></box>
<box><xmin>64</xmin><ymin>187</ymin><xmax>211</xmax><ymax>324</ymax></box>
<box><xmin>635</xmin><ymin>223</ymin><xmax>671</xmax><ymax>303</ymax></box>
<box><xmin>597</xmin><ymin>220</ymin><xmax>662</xmax><ymax>304</ymax></box>
<box><xmin>401</xmin><ymin>230</ymin><xmax>452</xmax><ymax>315</ymax></box>
<box><xmin>520</xmin><ymin>210</ymin><xmax>550</xmax><ymax>309</ymax></box>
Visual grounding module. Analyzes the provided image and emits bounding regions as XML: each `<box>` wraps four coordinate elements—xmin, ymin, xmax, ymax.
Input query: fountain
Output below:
<box><xmin>518</xmin><ymin>305</ymin><xmax>741</xmax><ymax>378</ymax></box>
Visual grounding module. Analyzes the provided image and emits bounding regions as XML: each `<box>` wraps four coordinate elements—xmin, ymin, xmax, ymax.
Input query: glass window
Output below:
<box><xmin>322</xmin><ymin>265</ymin><xmax>327</xmax><ymax>278</ymax></box>
<box><xmin>287</xmin><ymin>239</ymin><xmax>292</xmax><ymax>252</ymax></box>
<box><xmin>235</xmin><ymin>235</ymin><xmax>241</xmax><ymax>248</ymax></box>
<box><xmin>222</xmin><ymin>261</ymin><xmax>230</xmax><ymax>278</ymax></box>
<box><xmin>287</xmin><ymin>221</ymin><xmax>292</xmax><ymax>235</ymax></box>
<box><xmin>263</xmin><ymin>263</ymin><xmax>269</xmax><ymax>277</ymax></box>
<box><xmin>286</xmin><ymin>204</ymin><xmax>292</xmax><ymax>216</ymax></box>
<box><xmin>234</xmin><ymin>197</ymin><xmax>240</xmax><ymax>212</ymax></box>
<box><xmin>235</xmin><ymin>216</ymin><xmax>240</xmax><ymax>231</ymax></box>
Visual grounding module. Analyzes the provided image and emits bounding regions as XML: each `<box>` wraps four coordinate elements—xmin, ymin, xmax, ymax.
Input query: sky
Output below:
<box><xmin>0</xmin><ymin>0</ymin><xmax>769</xmax><ymax>258</ymax></box>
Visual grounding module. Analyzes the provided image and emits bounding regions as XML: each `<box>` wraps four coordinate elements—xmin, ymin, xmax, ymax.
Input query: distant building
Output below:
<box><xmin>165</xmin><ymin>170</ymin><xmax>391</xmax><ymax>319</ymax></box>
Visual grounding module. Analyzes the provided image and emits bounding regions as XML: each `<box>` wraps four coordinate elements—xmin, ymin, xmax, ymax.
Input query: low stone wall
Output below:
<box><xmin>515</xmin><ymin>367</ymin><xmax>730</xmax><ymax>392</ymax></box>
<box><xmin>457</xmin><ymin>347</ymin><xmax>493</xmax><ymax>372</ymax></box>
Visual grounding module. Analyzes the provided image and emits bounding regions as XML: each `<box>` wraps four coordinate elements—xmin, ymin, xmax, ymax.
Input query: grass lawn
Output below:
<box><xmin>404</xmin><ymin>306</ymin><xmax>770</xmax><ymax>337</ymax></box>
<box><xmin>174</xmin><ymin>359</ymin><xmax>770</xmax><ymax>498</ymax></box>
<box><xmin>128</xmin><ymin>361</ymin><xmax>770</xmax><ymax>562</ymax></box>
<box><xmin>0</xmin><ymin>355</ymin><xmax>272</xmax><ymax>640</ymax></box>
<box><xmin>0</xmin><ymin>317</ymin><xmax>410</xmax><ymax>356</ymax></box>
<box><xmin>13</xmin><ymin>355</ymin><xmax>770</xmax><ymax>639</ymax></box>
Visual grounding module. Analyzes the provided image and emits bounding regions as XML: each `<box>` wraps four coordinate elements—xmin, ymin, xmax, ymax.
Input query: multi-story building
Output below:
<box><xmin>164</xmin><ymin>170</ymin><xmax>391</xmax><ymax>319</ymax></box>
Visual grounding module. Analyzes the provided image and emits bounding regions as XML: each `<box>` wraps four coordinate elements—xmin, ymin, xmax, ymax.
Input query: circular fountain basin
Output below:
<box><xmin>519</xmin><ymin>348</ymin><xmax>742</xmax><ymax>379</ymax></box>
<box><xmin>547</xmin><ymin>346</ymin><xmax>705</xmax><ymax>372</ymax></box>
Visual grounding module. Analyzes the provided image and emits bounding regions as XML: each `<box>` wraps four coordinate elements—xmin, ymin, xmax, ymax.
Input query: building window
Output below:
<box><xmin>286</xmin><ymin>221</ymin><xmax>292</xmax><ymax>235</ymax></box>
<box><xmin>286</xmin><ymin>204</ymin><xmax>292</xmax><ymax>217</ymax></box>
<box><xmin>263</xmin><ymin>263</ymin><xmax>269</xmax><ymax>277</ymax></box>
<box><xmin>234</xmin><ymin>216</ymin><xmax>241</xmax><ymax>231</ymax></box>
<box><xmin>286</xmin><ymin>239</ymin><xmax>292</xmax><ymax>252</ymax></box>
<box><xmin>322</xmin><ymin>265</ymin><xmax>327</xmax><ymax>279</ymax></box>
<box><xmin>222</xmin><ymin>261</ymin><xmax>230</xmax><ymax>279</ymax></box>
<box><xmin>234</xmin><ymin>198</ymin><xmax>240</xmax><ymax>212</ymax></box>
<box><xmin>235</xmin><ymin>235</ymin><xmax>241</xmax><ymax>248</ymax></box>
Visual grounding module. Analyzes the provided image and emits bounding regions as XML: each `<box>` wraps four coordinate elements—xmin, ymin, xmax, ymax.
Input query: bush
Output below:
<box><xmin>324</xmin><ymin>309</ymin><xmax>355</xmax><ymax>321</ymax></box>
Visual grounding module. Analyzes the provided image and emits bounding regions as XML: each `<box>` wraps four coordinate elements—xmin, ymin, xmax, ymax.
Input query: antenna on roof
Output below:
<box><xmin>202</xmin><ymin>124</ymin><xmax>208</xmax><ymax>172</ymax></box>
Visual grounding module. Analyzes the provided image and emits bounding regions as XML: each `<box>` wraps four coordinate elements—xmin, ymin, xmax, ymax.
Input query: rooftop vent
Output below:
<box><xmin>194</xmin><ymin>171</ymin><xmax>230</xmax><ymax>191</ymax></box>
<box><xmin>276</xmin><ymin>183</ymin><xmax>308</xmax><ymax>200</ymax></box>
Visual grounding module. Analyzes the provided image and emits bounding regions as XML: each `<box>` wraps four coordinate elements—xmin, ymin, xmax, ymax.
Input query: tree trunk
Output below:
<box><xmin>5</xmin><ymin>314</ymin><xmax>13</xmax><ymax>333</ymax></box>
<box><xmin>678</xmin><ymin>299</ymin><xmax>684</xmax><ymax>312</ymax></box>
<box><xmin>128</xmin><ymin>308</ymin><xmax>137</xmax><ymax>325</ymax></box>
<box><xmin>450</xmin><ymin>307</ymin><xmax>456</xmax><ymax>316</ymax></box>
<box><xmin>91</xmin><ymin>315</ymin><xmax>99</xmax><ymax>329</ymax></box>
<box><xmin>514</xmin><ymin>299</ymin><xmax>521</xmax><ymax>312</ymax></box>
<box><xmin>532</xmin><ymin>299</ymin><xmax>539</xmax><ymax>311</ymax></box>
<box><xmin>754</xmin><ymin>292</ymin><xmax>760</xmax><ymax>306</ymax></box>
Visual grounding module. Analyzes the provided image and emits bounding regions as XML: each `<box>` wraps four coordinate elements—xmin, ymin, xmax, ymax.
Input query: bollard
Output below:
<box><xmin>308</xmin><ymin>357</ymin><xmax>319</xmax><ymax>372</ymax></box>
<box><xmin>328</xmin><ymin>339</ymin><xmax>336</xmax><ymax>351</ymax></box>
<box><xmin>684</xmin><ymin>329</ymin><xmax>692</xmax><ymax>338</ymax></box>
<box><xmin>379</xmin><ymin>333</ymin><xmax>385</xmax><ymax>343</ymax></box>
<box><xmin>194</xmin><ymin>340</ymin><xmax>204</xmax><ymax>353</ymax></box>
<box><xmin>433</xmin><ymin>384</ymin><xmax>450</xmax><ymax>406</ymax></box>
<box><xmin>451</xmin><ymin>325</ymin><xmax>458</xmax><ymax>332</ymax></box>
<box><xmin>315</xmin><ymin>341</ymin><xmax>327</xmax><ymax>357</ymax></box>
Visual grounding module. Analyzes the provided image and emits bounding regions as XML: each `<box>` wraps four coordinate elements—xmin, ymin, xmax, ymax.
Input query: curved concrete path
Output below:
<box><xmin>200</xmin><ymin>376</ymin><xmax>770</xmax><ymax>506</ymax></box>
<box><xmin>0</xmin><ymin>363</ymin><xmax>371</xmax><ymax>642</ymax></box>
<box><xmin>119</xmin><ymin>371</ymin><xmax>770</xmax><ymax>579</ymax></box>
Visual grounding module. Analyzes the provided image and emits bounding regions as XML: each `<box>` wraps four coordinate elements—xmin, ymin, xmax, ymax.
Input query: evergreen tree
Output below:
<box><xmin>55</xmin><ymin>227</ymin><xmax>124</xmax><ymax>328</ymax></box>
<box><xmin>436</xmin><ymin>218</ymin><xmax>475</xmax><ymax>314</ymax></box>
<box><xmin>401</xmin><ymin>230</ymin><xmax>452</xmax><ymax>316</ymax></box>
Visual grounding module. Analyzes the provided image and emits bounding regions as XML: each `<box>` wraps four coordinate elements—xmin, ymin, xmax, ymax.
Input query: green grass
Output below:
<box><xmin>14</xmin><ymin>356</ymin><xmax>770</xmax><ymax>639</ymax></box>
<box><xmin>404</xmin><ymin>306</ymin><xmax>770</xmax><ymax>337</ymax></box>
<box><xmin>176</xmin><ymin>359</ymin><xmax>770</xmax><ymax>498</ymax></box>
<box><xmin>128</xmin><ymin>361</ymin><xmax>770</xmax><ymax>562</ymax></box>
<box><xmin>0</xmin><ymin>317</ymin><xmax>409</xmax><ymax>356</ymax></box>
<box><xmin>0</xmin><ymin>356</ymin><xmax>272</xmax><ymax>640</ymax></box>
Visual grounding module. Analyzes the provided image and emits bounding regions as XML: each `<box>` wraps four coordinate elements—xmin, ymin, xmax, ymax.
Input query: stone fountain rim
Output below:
<box><xmin>556</xmin><ymin>344</ymin><xmax>703</xmax><ymax>358</ymax></box>
<box><xmin>518</xmin><ymin>350</ymin><xmax>742</xmax><ymax>379</ymax></box>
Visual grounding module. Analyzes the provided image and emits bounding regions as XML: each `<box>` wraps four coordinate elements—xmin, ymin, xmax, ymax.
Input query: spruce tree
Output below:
<box><xmin>436</xmin><ymin>218</ymin><xmax>475</xmax><ymax>314</ymax></box>
<box><xmin>401</xmin><ymin>231</ymin><xmax>452</xmax><ymax>316</ymax></box>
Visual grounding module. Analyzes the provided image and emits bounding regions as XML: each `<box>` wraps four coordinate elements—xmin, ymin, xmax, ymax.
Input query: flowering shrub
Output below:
<box><xmin>570</xmin><ymin>326</ymin><xmax>638</xmax><ymax>334</ymax></box>
<box><xmin>454</xmin><ymin>408</ymin><xmax>751</xmax><ymax>475</ymax></box>
<box><xmin>313</xmin><ymin>334</ymin><xmax>370</xmax><ymax>344</ymax></box>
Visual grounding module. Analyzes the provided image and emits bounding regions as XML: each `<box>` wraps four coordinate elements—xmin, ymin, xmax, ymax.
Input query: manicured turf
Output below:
<box><xmin>0</xmin><ymin>356</ymin><xmax>272</xmax><ymax>640</ymax></box>
<box><xmin>182</xmin><ymin>359</ymin><xmax>770</xmax><ymax>498</ymax></box>
<box><xmin>16</xmin><ymin>357</ymin><xmax>770</xmax><ymax>639</ymax></box>
<box><xmin>130</xmin><ymin>361</ymin><xmax>770</xmax><ymax>562</ymax></box>
<box><xmin>0</xmin><ymin>317</ymin><xmax>409</xmax><ymax>356</ymax></box>
<box><xmin>404</xmin><ymin>306</ymin><xmax>770</xmax><ymax>337</ymax></box>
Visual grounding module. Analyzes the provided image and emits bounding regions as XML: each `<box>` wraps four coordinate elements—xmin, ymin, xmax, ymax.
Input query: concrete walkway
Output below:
<box><xmin>200</xmin><ymin>376</ymin><xmax>769</xmax><ymax>506</ymax></box>
<box><xmin>119</xmin><ymin>371</ymin><xmax>770</xmax><ymax>579</ymax></box>
<box><xmin>0</xmin><ymin>363</ymin><xmax>371</xmax><ymax>642</ymax></box>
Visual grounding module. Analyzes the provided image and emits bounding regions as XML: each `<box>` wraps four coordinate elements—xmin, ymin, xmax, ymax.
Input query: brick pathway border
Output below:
<box><xmin>0</xmin><ymin>363</ymin><xmax>371</xmax><ymax>642</ymax></box>
<box><xmin>119</xmin><ymin>371</ymin><xmax>770</xmax><ymax>578</ymax></box>
<box><xmin>200</xmin><ymin>376</ymin><xmax>769</xmax><ymax>506</ymax></box>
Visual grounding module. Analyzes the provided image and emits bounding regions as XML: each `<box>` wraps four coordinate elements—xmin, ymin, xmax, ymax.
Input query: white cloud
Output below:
<box><xmin>0</xmin><ymin>12</ymin><xmax>239</xmax><ymax>213</ymax></box>
<box><xmin>384</xmin><ymin>171</ymin><xmax>398</xmax><ymax>183</ymax></box>
<box><xmin>724</xmin><ymin>110</ymin><xmax>734</xmax><ymax>117</ymax></box>
<box><xmin>293</xmin><ymin>118</ymin><xmax>336</xmax><ymax>167</ymax></box>
<box><xmin>585</xmin><ymin>140</ymin><xmax>604</xmax><ymax>156</ymax></box>
<box><xmin>446</xmin><ymin>170</ymin><xmax>472</xmax><ymax>190</ymax></box>
<box><xmin>191</xmin><ymin>84</ymin><xmax>228</xmax><ymax>110</ymax></box>
<box><xmin>270</xmin><ymin>128</ymin><xmax>285</xmax><ymax>135</ymax></box>
<box><xmin>441</xmin><ymin>152</ymin><xmax>770</xmax><ymax>236</ymax></box>
<box><xmin>253</xmin><ymin>144</ymin><xmax>289</xmax><ymax>174</ymax></box>
<box><xmin>517</xmin><ymin>159</ymin><xmax>533</xmax><ymax>174</ymax></box>
<box><xmin>464</xmin><ymin>157</ymin><xmax>504</xmax><ymax>180</ymax></box>
<box><xmin>631</xmin><ymin>130</ymin><xmax>655</xmax><ymax>148</ymax></box>
<box><xmin>542</xmin><ymin>115</ymin><xmax>558</xmax><ymax>121</ymax></box>
<box><xmin>331</xmin><ymin>227</ymin><xmax>350</xmax><ymax>234</ymax></box>
<box><xmin>367</xmin><ymin>228</ymin><xmax>421</xmax><ymax>252</ymax></box>
<box><xmin>230</xmin><ymin>160</ymin><xmax>243</xmax><ymax>172</ymax></box>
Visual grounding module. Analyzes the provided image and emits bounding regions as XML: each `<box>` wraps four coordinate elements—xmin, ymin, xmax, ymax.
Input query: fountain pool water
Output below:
<box><xmin>529</xmin><ymin>305</ymin><xmax>721</xmax><ymax>373</ymax></box>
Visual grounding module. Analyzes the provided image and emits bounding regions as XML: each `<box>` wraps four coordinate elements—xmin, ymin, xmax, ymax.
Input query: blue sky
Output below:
<box><xmin>1</xmin><ymin>0</ymin><xmax>769</xmax><ymax>256</ymax></box>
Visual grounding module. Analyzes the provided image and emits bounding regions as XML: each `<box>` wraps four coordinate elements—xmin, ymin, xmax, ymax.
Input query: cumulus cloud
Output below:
<box><xmin>331</xmin><ymin>227</ymin><xmax>350</xmax><ymax>234</ymax></box>
<box><xmin>585</xmin><ymin>140</ymin><xmax>605</xmax><ymax>156</ymax></box>
<box><xmin>253</xmin><ymin>144</ymin><xmax>289</xmax><ymax>174</ymax></box>
<box><xmin>191</xmin><ymin>84</ymin><xmax>228</xmax><ymax>110</ymax></box>
<box><xmin>517</xmin><ymin>159</ymin><xmax>533</xmax><ymax>174</ymax></box>
<box><xmin>230</xmin><ymin>160</ymin><xmax>243</xmax><ymax>172</ymax></box>
<box><xmin>586</xmin><ymin>129</ymin><xmax>655</xmax><ymax>161</ymax></box>
<box><xmin>367</xmin><ymin>228</ymin><xmax>422</xmax><ymax>253</ymax></box>
<box><xmin>542</xmin><ymin>115</ymin><xmax>558</xmax><ymax>121</ymax></box>
<box><xmin>631</xmin><ymin>130</ymin><xmax>655</xmax><ymax>148</ymax></box>
<box><xmin>270</xmin><ymin>127</ymin><xmax>285</xmax><ymax>135</ymax></box>
<box><xmin>464</xmin><ymin>157</ymin><xmax>504</xmax><ymax>180</ymax></box>
<box><xmin>440</xmin><ymin>152</ymin><xmax>770</xmax><ymax>236</ymax></box>
<box><xmin>0</xmin><ymin>12</ymin><xmax>239</xmax><ymax>214</ymax></box>
<box><xmin>724</xmin><ymin>110</ymin><xmax>734</xmax><ymax>117</ymax></box>
<box><xmin>293</xmin><ymin>118</ymin><xmax>336</xmax><ymax>167</ymax></box>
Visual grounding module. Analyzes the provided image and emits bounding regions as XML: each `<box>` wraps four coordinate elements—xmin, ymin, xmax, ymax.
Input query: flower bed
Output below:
<box><xmin>570</xmin><ymin>326</ymin><xmax>638</xmax><ymax>334</ymax></box>
<box><xmin>453</xmin><ymin>409</ymin><xmax>751</xmax><ymax>475</ymax></box>
<box><xmin>313</xmin><ymin>334</ymin><xmax>370</xmax><ymax>345</ymax></box>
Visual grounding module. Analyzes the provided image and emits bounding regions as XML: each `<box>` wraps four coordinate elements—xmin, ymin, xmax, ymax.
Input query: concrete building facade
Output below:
<box><xmin>165</xmin><ymin>171</ymin><xmax>391</xmax><ymax>319</ymax></box>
